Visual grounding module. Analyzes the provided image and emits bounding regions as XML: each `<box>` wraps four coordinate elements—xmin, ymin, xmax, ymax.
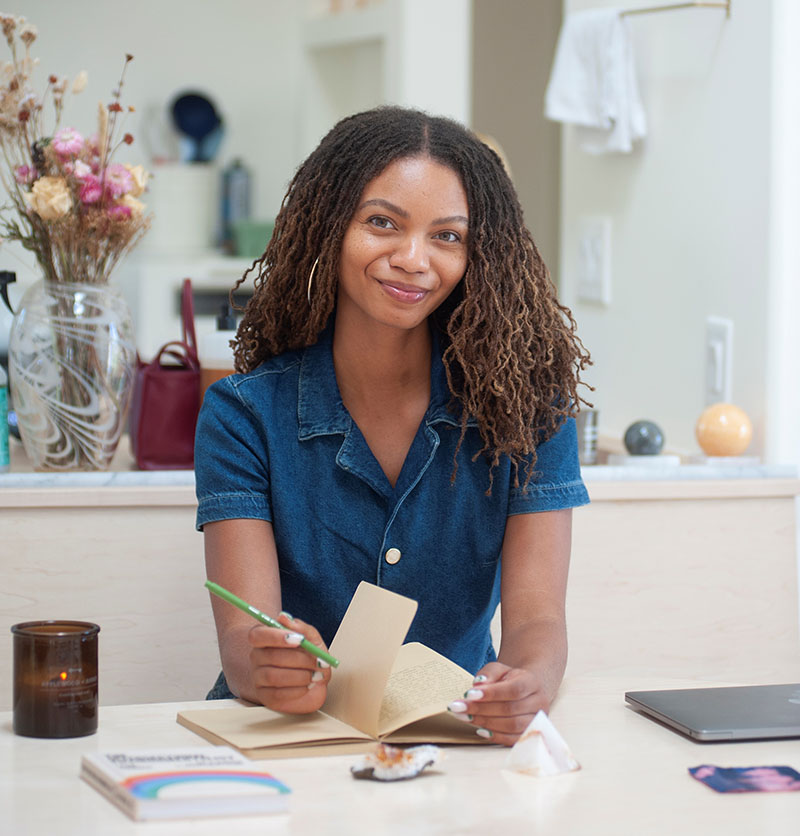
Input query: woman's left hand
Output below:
<box><xmin>447</xmin><ymin>662</ymin><xmax>551</xmax><ymax>746</ymax></box>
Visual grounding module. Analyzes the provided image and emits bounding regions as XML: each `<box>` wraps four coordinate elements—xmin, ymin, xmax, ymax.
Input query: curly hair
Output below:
<box><xmin>232</xmin><ymin>106</ymin><xmax>591</xmax><ymax>487</ymax></box>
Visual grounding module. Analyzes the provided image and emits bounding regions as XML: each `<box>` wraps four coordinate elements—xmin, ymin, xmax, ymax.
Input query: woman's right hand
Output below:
<box><xmin>246</xmin><ymin>612</ymin><xmax>332</xmax><ymax>713</ymax></box>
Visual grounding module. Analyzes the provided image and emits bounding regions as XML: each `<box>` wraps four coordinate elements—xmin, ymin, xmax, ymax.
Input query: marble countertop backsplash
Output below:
<box><xmin>580</xmin><ymin>461</ymin><xmax>798</xmax><ymax>481</ymax></box>
<box><xmin>1</xmin><ymin>435</ymin><xmax>797</xmax><ymax>489</ymax></box>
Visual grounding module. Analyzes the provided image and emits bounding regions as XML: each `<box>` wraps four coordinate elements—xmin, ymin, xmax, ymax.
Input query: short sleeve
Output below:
<box><xmin>194</xmin><ymin>377</ymin><xmax>273</xmax><ymax>530</ymax></box>
<box><xmin>507</xmin><ymin>416</ymin><xmax>590</xmax><ymax>515</ymax></box>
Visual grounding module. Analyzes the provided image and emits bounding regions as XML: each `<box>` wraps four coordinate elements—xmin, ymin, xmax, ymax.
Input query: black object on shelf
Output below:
<box><xmin>170</xmin><ymin>92</ymin><xmax>224</xmax><ymax>163</ymax></box>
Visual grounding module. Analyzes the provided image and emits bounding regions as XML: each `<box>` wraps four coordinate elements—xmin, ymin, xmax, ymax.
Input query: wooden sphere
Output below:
<box><xmin>695</xmin><ymin>403</ymin><xmax>753</xmax><ymax>457</ymax></box>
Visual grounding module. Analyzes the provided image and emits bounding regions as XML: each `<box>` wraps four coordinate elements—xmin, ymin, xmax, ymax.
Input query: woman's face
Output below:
<box><xmin>337</xmin><ymin>155</ymin><xmax>468</xmax><ymax>335</ymax></box>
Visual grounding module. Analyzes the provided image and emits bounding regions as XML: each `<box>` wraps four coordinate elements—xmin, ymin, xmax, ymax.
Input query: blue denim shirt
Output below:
<box><xmin>195</xmin><ymin>324</ymin><xmax>589</xmax><ymax>694</ymax></box>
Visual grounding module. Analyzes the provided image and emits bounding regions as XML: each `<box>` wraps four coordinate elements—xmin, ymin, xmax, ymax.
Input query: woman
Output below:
<box><xmin>195</xmin><ymin>106</ymin><xmax>591</xmax><ymax>746</ymax></box>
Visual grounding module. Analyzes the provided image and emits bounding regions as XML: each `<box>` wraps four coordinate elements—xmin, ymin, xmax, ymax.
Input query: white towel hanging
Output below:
<box><xmin>544</xmin><ymin>8</ymin><xmax>647</xmax><ymax>154</ymax></box>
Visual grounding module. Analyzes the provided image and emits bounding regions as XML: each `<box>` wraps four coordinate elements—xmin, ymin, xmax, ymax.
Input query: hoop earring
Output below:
<box><xmin>307</xmin><ymin>257</ymin><xmax>319</xmax><ymax>305</ymax></box>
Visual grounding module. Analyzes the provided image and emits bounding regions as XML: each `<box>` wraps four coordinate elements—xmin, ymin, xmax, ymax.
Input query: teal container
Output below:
<box><xmin>233</xmin><ymin>220</ymin><xmax>275</xmax><ymax>260</ymax></box>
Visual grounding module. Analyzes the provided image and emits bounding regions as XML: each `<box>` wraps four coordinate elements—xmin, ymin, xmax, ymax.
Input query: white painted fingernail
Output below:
<box><xmin>279</xmin><ymin>611</ymin><xmax>294</xmax><ymax>621</ymax></box>
<box><xmin>473</xmin><ymin>674</ymin><xmax>488</xmax><ymax>684</ymax></box>
<box><xmin>284</xmin><ymin>632</ymin><xmax>304</xmax><ymax>646</ymax></box>
<box><xmin>316</xmin><ymin>659</ymin><xmax>330</xmax><ymax>669</ymax></box>
<box><xmin>465</xmin><ymin>689</ymin><xmax>484</xmax><ymax>701</ymax></box>
<box><xmin>452</xmin><ymin>712</ymin><xmax>473</xmax><ymax>723</ymax></box>
<box><xmin>476</xmin><ymin>727</ymin><xmax>493</xmax><ymax>739</ymax></box>
<box><xmin>448</xmin><ymin>700</ymin><xmax>468</xmax><ymax>713</ymax></box>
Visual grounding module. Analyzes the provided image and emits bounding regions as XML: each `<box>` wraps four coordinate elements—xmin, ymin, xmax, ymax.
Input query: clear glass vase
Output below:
<box><xmin>8</xmin><ymin>279</ymin><xmax>137</xmax><ymax>471</ymax></box>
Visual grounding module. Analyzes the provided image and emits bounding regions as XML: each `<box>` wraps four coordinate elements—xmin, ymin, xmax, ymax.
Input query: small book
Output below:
<box><xmin>80</xmin><ymin>746</ymin><xmax>290</xmax><ymax>820</ymax></box>
<box><xmin>178</xmin><ymin>581</ymin><xmax>487</xmax><ymax>758</ymax></box>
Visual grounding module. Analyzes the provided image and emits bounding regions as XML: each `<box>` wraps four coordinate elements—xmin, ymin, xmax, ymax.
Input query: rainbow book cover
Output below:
<box><xmin>80</xmin><ymin>746</ymin><xmax>290</xmax><ymax>821</ymax></box>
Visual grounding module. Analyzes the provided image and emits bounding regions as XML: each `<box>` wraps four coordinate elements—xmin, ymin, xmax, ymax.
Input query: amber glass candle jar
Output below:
<box><xmin>11</xmin><ymin>620</ymin><xmax>100</xmax><ymax>738</ymax></box>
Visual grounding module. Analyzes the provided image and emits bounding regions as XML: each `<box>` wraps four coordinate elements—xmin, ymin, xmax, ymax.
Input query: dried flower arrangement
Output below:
<box><xmin>0</xmin><ymin>13</ymin><xmax>150</xmax><ymax>285</ymax></box>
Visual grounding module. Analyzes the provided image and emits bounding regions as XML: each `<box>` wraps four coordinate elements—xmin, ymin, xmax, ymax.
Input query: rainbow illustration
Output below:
<box><xmin>122</xmin><ymin>771</ymin><xmax>291</xmax><ymax>800</ymax></box>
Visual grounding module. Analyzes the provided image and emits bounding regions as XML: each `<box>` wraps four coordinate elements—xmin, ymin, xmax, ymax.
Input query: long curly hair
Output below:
<box><xmin>232</xmin><ymin>106</ymin><xmax>591</xmax><ymax>486</ymax></box>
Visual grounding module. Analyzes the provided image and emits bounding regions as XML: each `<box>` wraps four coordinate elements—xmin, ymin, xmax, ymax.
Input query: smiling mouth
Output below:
<box><xmin>377</xmin><ymin>279</ymin><xmax>429</xmax><ymax>304</ymax></box>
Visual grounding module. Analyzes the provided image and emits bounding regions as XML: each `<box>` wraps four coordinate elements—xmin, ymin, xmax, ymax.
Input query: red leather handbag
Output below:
<box><xmin>129</xmin><ymin>279</ymin><xmax>201</xmax><ymax>470</ymax></box>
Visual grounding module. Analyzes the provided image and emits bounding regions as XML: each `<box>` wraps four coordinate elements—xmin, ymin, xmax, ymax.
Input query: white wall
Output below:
<box><xmin>471</xmin><ymin>0</ymin><xmax>562</xmax><ymax>274</ymax></box>
<box><xmin>558</xmin><ymin>0</ymin><xmax>789</xmax><ymax>460</ymax></box>
<box><xmin>767</xmin><ymin>0</ymin><xmax>800</xmax><ymax>468</ymax></box>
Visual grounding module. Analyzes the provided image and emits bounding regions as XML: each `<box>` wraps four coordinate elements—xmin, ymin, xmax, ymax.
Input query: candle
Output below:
<box><xmin>11</xmin><ymin>621</ymin><xmax>100</xmax><ymax>739</ymax></box>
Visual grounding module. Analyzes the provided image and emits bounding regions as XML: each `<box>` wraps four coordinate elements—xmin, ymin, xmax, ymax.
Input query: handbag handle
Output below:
<box><xmin>153</xmin><ymin>340</ymin><xmax>201</xmax><ymax>371</ymax></box>
<box><xmin>180</xmin><ymin>278</ymin><xmax>199</xmax><ymax>363</ymax></box>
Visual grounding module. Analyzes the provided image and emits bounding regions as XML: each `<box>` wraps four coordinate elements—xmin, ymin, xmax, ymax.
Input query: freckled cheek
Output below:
<box><xmin>342</xmin><ymin>235</ymin><xmax>385</xmax><ymax>273</ymax></box>
<box><xmin>441</xmin><ymin>254</ymin><xmax>467</xmax><ymax>288</ymax></box>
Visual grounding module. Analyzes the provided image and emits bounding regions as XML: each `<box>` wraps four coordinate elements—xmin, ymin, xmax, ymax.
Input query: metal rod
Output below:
<box><xmin>621</xmin><ymin>2</ymin><xmax>731</xmax><ymax>18</ymax></box>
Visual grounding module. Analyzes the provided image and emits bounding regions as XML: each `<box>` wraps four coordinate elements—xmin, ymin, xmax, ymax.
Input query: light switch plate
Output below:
<box><xmin>705</xmin><ymin>316</ymin><xmax>733</xmax><ymax>405</ymax></box>
<box><xmin>577</xmin><ymin>216</ymin><xmax>612</xmax><ymax>305</ymax></box>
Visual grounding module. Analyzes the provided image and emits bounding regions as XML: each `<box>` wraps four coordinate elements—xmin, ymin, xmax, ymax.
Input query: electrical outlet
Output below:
<box><xmin>705</xmin><ymin>316</ymin><xmax>733</xmax><ymax>405</ymax></box>
<box><xmin>577</xmin><ymin>216</ymin><xmax>612</xmax><ymax>305</ymax></box>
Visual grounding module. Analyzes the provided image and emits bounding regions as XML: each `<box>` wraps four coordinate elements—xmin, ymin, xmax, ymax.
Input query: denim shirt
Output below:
<box><xmin>195</xmin><ymin>324</ymin><xmax>589</xmax><ymax>690</ymax></box>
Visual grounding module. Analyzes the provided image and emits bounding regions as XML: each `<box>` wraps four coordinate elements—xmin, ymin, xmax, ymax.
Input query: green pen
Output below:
<box><xmin>205</xmin><ymin>580</ymin><xmax>340</xmax><ymax>668</ymax></box>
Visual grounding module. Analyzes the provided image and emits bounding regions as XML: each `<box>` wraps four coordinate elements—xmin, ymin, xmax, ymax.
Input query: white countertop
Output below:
<box><xmin>2</xmin><ymin>675</ymin><xmax>799</xmax><ymax>835</ymax></box>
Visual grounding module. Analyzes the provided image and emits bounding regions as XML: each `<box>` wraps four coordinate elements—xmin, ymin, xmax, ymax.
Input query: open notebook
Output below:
<box><xmin>178</xmin><ymin>582</ymin><xmax>489</xmax><ymax>757</ymax></box>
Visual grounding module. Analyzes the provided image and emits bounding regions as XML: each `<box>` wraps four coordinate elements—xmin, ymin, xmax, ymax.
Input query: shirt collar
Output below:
<box><xmin>297</xmin><ymin>320</ymin><xmax>471</xmax><ymax>439</ymax></box>
<box><xmin>297</xmin><ymin>321</ymin><xmax>349</xmax><ymax>439</ymax></box>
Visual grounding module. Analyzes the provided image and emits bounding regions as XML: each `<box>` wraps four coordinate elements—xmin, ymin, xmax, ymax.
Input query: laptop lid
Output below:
<box><xmin>624</xmin><ymin>684</ymin><xmax>800</xmax><ymax>741</ymax></box>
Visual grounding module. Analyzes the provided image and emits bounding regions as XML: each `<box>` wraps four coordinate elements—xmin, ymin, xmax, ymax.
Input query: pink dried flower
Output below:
<box><xmin>107</xmin><ymin>202</ymin><xmax>131</xmax><ymax>220</ymax></box>
<box><xmin>72</xmin><ymin>160</ymin><xmax>93</xmax><ymax>181</ymax></box>
<box><xmin>0</xmin><ymin>33</ymin><xmax>152</xmax><ymax>287</ymax></box>
<box><xmin>79</xmin><ymin>174</ymin><xmax>102</xmax><ymax>204</ymax></box>
<box><xmin>14</xmin><ymin>164</ymin><xmax>37</xmax><ymax>184</ymax></box>
<box><xmin>102</xmin><ymin>162</ymin><xmax>133</xmax><ymax>198</ymax></box>
<box><xmin>52</xmin><ymin>126</ymin><xmax>84</xmax><ymax>158</ymax></box>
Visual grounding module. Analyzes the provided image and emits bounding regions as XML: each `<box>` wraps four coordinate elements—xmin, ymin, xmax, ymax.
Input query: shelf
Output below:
<box><xmin>303</xmin><ymin>2</ymin><xmax>392</xmax><ymax>50</ymax></box>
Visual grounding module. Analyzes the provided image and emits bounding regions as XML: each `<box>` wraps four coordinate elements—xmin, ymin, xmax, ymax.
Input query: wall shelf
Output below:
<box><xmin>303</xmin><ymin>3</ymin><xmax>391</xmax><ymax>49</ymax></box>
<box><xmin>298</xmin><ymin>0</ymin><xmax>471</xmax><ymax>155</ymax></box>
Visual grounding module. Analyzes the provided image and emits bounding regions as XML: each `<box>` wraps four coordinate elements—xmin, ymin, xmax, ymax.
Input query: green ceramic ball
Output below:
<box><xmin>624</xmin><ymin>420</ymin><xmax>665</xmax><ymax>455</ymax></box>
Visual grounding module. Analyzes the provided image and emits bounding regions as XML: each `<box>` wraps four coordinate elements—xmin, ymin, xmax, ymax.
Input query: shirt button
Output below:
<box><xmin>385</xmin><ymin>548</ymin><xmax>401</xmax><ymax>565</ymax></box>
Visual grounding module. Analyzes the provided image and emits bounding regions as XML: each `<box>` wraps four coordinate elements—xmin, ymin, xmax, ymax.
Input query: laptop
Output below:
<box><xmin>624</xmin><ymin>683</ymin><xmax>800</xmax><ymax>741</ymax></box>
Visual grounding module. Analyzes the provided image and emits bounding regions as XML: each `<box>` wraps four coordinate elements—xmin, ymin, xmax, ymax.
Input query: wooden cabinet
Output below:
<box><xmin>566</xmin><ymin>479</ymin><xmax>800</xmax><ymax>684</ymax></box>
